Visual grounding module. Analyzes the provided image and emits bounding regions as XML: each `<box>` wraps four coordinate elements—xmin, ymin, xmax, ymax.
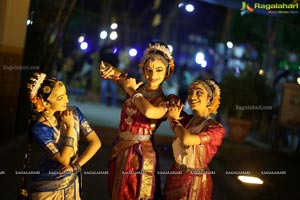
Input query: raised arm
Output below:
<box><xmin>52</xmin><ymin>110</ymin><xmax>77</xmax><ymax>166</ymax></box>
<box><xmin>167</xmin><ymin>100</ymin><xmax>201</xmax><ymax>146</ymax></box>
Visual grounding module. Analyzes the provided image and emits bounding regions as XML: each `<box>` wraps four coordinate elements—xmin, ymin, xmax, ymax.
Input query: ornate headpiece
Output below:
<box><xmin>143</xmin><ymin>42</ymin><xmax>173</xmax><ymax>61</ymax></box>
<box><xmin>27</xmin><ymin>72</ymin><xmax>63</xmax><ymax>112</ymax></box>
<box><xmin>27</xmin><ymin>72</ymin><xmax>46</xmax><ymax>98</ymax></box>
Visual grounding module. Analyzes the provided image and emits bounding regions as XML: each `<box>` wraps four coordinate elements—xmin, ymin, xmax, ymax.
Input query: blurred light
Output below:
<box><xmin>227</xmin><ymin>41</ymin><xmax>233</xmax><ymax>49</ymax></box>
<box><xmin>80</xmin><ymin>42</ymin><xmax>88</xmax><ymax>50</ymax></box>
<box><xmin>163</xmin><ymin>145</ymin><xmax>168</xmax><ymax>151</ymax></box>
<box><xmin>78</xmin><ymin>36</ymin><xmax>85</xmax><ymax>43</ymax></box>
<box><xmin>195</xmin><ymin>52</ymin><xmax>207</xmax><ymax>68</ymax></box>
<box><xmin>196</xmin><ymin>52</ymin><xmax>205</xmax><ymax>62</ymax></box>
<box><xmin>289</xmin><ymin>53</ymin><xmax>297</xmax><ymax>62</ymax></box>
<box><xmin>235</xmin><ymin>67</ymin><xmax>240</xmax><ymax>74</ymax></box>
<box><xmin>259</xmin><ymin>69</ymin><xmax>264</xmax><ymax>76</ymax></box>
<box><xmin>152</xmin><ymin>13</ymin><xmax>161</xmax><ymax>27</ymax></box>
<box><xmin>185</xmin><ymin>4</ymin><xmax>194</xmax><ymax>12</ymax></box>
<box><xmin>110</xmin><ymin>23</ymin><xmax>118</xmax><ymax>30</ymax></box>
<box><xmin>27</xmin><ymin>19</ymin><xmax>33</xmax><ymax>25</ymax></box>
<box><xmin>200</xmin><ymin>60</ymin><xmax>207</xmax><ymax>68</ymax></box>
<box><xmin>238</xmin><ymin>175</ymin><xmax>263</xmax><ymax>184</ymax></box>
<box><xmin>168</xmin><ymin>45</ymin><xmax>173</xmax><ymax>53</ymax></box>
<box><xmin>99</xmin><ymin>31</ymin><xmax>108</xmax><ymax>39</ymax></box>
<box><xmin>208</xmin><ymin>48</ymin><xmax>214</xmax><ymax>55</ymax></box>
<box><xmin>284</xmin><ymin>64</ymin><xmax>289</xmax><ymax>70</ymax></box>
<box><xmin>178</xmin><ymin>3</ymin><xmax>185</xmax><ymax>8</ymax></box>
<box><xmin>153</xmin><ymin>0</ymin><xmax>161</xmax><ymax>10</ymax></box>
<box><xmin>233</xmin><ymin>46</ymin><xmax>245</xmax><ymax>58</ymax></box>
<box><xmin>109</xmin><ymin>31</ymin><xmax>118</xmax><ymax>40</ymax></box>
<box><xmin>129</xmin><ymin>48</ymin><xmax>137</xmax><ymax>57</ymax></box>
<box><xmin>297</xmin><ymin>77</ymin><xmax>300</xmax><ymax>85</ymax></box>
<box><xmin>112</xmin><ymin>47</ymin><xmax>118</xmax><ymax>54</ymax></box>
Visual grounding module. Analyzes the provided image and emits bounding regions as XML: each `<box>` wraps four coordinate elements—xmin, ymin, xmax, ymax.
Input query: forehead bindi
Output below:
<box><xmin>145</xmin><ymin>60</ymin><xmax>166</xmax><ymax>69</ymax></box>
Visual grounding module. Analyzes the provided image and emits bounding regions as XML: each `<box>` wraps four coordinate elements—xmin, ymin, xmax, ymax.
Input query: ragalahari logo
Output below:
<box><xmin>240</xmin><ymin>1</ymin><xmax>299</xmax><ymax>15</ymax></box>
<box><xmin>240</xmin><ymin>2</ymin><xmax>255</xmax><ymax>15</ymax></box>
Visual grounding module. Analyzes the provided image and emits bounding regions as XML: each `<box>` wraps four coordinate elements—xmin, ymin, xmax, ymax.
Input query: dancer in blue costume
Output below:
<box><xmin>27</xmin><ymin>72</ymin><xmax>101</xmax><ymax>199</ymax></box>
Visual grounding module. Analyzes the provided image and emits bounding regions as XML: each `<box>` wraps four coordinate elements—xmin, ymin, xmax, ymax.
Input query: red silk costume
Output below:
<box><xmin>163</xmin><ymin>115</ymin><xmax>225</xmax><ymax>200</ymax></box>
<box><xmin>108</xmin><ymin>91</ymin><xmax>165</xmax><ymax>200</ymax></box>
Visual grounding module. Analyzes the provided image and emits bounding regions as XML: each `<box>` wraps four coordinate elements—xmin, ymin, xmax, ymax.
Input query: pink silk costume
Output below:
<box><xmin>108</xmin><ymin>89</ymin><xmax>166</xmax><ymax>200</ymax></box>
<box><xmin>163</xmin><ymin>115</ymin><xmax>225</xmax><ymax>200</ymax></box>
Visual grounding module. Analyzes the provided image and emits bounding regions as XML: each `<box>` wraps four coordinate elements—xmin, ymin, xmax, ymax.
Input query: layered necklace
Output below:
<box><xmin>139</xmin><ymin>85</ymin><xmax>163</xmax><ymax>100</ymax></box>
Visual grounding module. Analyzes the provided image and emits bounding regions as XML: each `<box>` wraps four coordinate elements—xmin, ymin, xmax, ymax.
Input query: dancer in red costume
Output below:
<box><xmin>100</xmin><ymin>42</ymin><xmax>175</xmax><ymax>200</ymax></box>
<box><xmin>163</xmin><ymin>80</ymin><xmax>225</xmax><ymax>200</ymax></box>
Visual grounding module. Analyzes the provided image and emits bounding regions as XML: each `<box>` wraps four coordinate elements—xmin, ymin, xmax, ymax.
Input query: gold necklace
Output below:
<box><xmin>43</xmin><ymin>114</ymin><xmax>57</xmax><ymax>126</ymax></box>
<box><xmin>43</xmin><ymin>115</ymin><xmax>60</xmax><ymax>143</ymax></box>
<box><xmin>139</xmin><ymin>86</ymin><xmax>163</xmax><ymax>99</ymax></box>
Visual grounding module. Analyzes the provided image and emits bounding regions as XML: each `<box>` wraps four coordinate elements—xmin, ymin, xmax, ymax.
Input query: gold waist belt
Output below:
<box><xmin>175</xmin><ymin>163</ymin><xmax>207</xmax><ymax>173</ymax></box>
<box><xmin>119</xmin><ymin>131</ymin><xmax>151</xmax><ymax>141</ymax></box>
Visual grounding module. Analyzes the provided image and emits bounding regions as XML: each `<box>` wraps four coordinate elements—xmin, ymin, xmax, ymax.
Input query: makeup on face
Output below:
<box><xmin>143</xmin><ymin>59</ymin><xmax>167</xmax><ymax>89</ymax></box>
<box><xmin>187</xmin><ymin>83</ymin><xmax>210</xmax><ymax>111</ymax></box>
<box><xmin>48</xmin><ymin>86</ymin><xmax>69</xmax><ymax>112</ymax></box>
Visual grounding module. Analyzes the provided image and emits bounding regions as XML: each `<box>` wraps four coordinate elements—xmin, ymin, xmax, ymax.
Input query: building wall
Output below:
<box><xmin>0</xmin><ymin>0</ymin><xmax>30</xmax><ymax>141</ymax></box>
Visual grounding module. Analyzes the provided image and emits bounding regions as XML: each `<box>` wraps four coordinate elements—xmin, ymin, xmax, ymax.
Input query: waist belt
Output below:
<box><xmin>119</xmin><ymin>131</ymin><xmax>151</xmax><ymax>141</ymax></box>
<box><xmin>175</xmin><ymin>163</ymin><xmax>207</xmax><ymax>173</ymax></box>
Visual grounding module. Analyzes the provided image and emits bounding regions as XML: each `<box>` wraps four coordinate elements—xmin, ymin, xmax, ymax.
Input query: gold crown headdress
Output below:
<box><xmin>143</xmin><ymin>42</ymin><xmax>173</xmax><ymax>61</ymax></box>
<box><xmin>27</xmin><ymin>72</ymin><xmax>46</xmax><ymax>98</ymax></box>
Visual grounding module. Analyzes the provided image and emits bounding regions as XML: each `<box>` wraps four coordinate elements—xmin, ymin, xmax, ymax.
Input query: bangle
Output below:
<box><xmin>170</xmin><ymin>119</ymin><xmax>181</xmax><ymax>132</ymax></box>
<box><xmin>131</xmin><ymin>92</ymin><xmax>143</xmax><ymax>104</ymax></box>
<box><xmin>62</xmin><ymin>136</ymin><xmax>74</xmax><ymax>147</ymax></box>
<box><xmin>71</xmin><ymin>161</ymin><xmax>81</xmax><ymax>174</ymax></box>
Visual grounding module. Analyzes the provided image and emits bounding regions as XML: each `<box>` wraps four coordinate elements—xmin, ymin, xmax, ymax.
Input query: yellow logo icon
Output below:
<box><xmin>240</xmin><ymin>2</ymin><xmax>255</xmax><ymax>15</ymax></box>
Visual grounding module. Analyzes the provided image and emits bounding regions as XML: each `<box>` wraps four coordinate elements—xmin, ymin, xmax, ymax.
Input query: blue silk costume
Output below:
<box><xmin>30</xmin><ymin>106</ymin><xmax>93</xmax><ymax>199</ymax></box>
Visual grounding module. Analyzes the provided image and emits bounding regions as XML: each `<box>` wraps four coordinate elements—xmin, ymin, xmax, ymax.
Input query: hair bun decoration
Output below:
<box><xmin>27</xmin><ymin>72</ymin><xmax>46</xmax><ymax>98</ymax></box>
<box><xmin>205</xmin><ymin>79</ymin><xmax>221</xmax><ymax>115</ymax></box>
<box><xmin>43</xmin><ymin>86</ymin><xmax>51</xmax><ymax>94</ymax></box>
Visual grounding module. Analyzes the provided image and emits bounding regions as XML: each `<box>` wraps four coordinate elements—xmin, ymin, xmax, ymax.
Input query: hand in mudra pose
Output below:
<box><xmin>99</xmin><ymin>61</ymin><xmax>118</xmax><ymax>79</ymax></box>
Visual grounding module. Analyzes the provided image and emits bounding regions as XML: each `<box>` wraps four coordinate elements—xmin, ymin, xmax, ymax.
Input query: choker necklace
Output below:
<box><xmin>139</xmin><ymin>86</ymin><xmax>163</xmax><ymax>99</ymax></box>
